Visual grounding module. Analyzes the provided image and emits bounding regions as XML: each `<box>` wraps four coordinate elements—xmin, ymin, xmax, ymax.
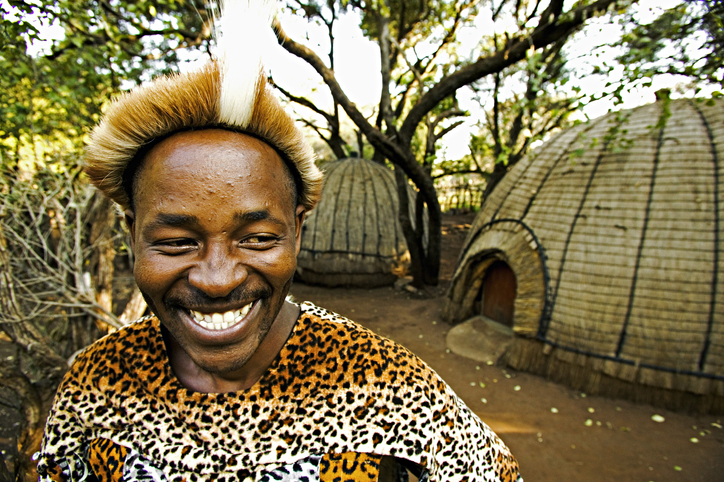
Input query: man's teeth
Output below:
<box><xmin>190</xmin><ymin>303</ymin><xmax>252</xmax><ymax>330</ymax></box>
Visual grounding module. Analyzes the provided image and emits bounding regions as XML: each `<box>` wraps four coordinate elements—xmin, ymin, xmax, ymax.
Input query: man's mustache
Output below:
<box><xmin>163</xmin><ymin>285</ymin><xmax>272</xmax><ymax>310</ymax></box>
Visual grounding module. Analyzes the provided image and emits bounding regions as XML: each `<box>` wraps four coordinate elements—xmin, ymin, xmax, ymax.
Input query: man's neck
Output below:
<box><xmin>164</xmin><ymin>301</ymin><xmax>300</xmax><ymax>393</ymax></box>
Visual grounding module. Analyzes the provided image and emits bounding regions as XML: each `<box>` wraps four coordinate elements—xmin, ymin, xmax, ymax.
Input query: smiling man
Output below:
<box><xmin>36</xmin><ymin>1</ymin><xmax>521</xmax><ymax>481</ymax></box>
<box><xmin>128</xmin><ymin>130</ymin><xmax>304</xmax><ymax>395</ymax></box>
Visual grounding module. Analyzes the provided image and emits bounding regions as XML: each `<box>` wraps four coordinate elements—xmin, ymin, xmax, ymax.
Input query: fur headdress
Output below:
<box><xmin>83</xmin><ymin>0</ymin><xmax>322</xmax><ymax>212</ymax></box>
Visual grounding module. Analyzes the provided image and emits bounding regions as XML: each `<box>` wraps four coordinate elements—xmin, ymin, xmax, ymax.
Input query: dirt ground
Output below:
<box><xmin>290</xmin><ymin>213</ymin><xmax>724</xmax><ymax>482</ymax></box>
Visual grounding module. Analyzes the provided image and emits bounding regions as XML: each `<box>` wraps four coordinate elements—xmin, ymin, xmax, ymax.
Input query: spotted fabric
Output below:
<box><xmin>319</xmin><ymin>452</ymin><xmax>381</xmax><ymax>482</ymax></box>
<box><xmin>88</xmin><ymin>438</ymin><xmax>128</xmax><ymax>481</ymax></box>
<box><xmin>37</xmin><ymin>302</ymin><xmax>521</xmax><ymax>481</ymax></box>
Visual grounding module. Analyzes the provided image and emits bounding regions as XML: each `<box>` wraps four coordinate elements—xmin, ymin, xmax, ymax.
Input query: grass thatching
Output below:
<box><xmin>445</xmin><ymin>98</ymin><xmax>724</xmax><ymax>413</ymax></box>
<box><xmin>296</xmin><ymin>158</ymin><xmax>419</xmax><ymax>287</ymax></box>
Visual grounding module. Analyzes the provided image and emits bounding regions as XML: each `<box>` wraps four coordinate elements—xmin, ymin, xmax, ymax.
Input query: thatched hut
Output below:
<box><xmin>443</xmin><ymin>98</ymin><xmax>724</xmax><ymax>412</ymax></box>
<box><xmin>296</xmin><ymin>157</ymin><xmax>421</xmax><ymax>287</ymax></box>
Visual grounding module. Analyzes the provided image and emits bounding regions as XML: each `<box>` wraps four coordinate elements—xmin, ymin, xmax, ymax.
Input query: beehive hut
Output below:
<box><xmin>296</xmin><ymin>157</ymin><xmax>423</xmax><ymax>287</ymax></box>
<box><xmin>443</xmin><ymin>98</ymin><xmax>724</xmax><ymax>412</ymax></box>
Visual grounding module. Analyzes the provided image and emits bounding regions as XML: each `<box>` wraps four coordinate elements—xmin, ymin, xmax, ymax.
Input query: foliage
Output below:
<box><xmin>275</xmin><ymin>0</ymin><xmax>622</xmax><ymax>286</ymax></box>
<box><xmin>604</xmin><ymin>0</ymin><xmax>722</xmax><ymax>103</ymax></box>
<box><xmin>0</xmin><ymin>0</ymin><xmax>213</xmax><ymax>169</ymax></box>
<box><xmin>466</xmin><ymin>27</ymin><xmax>581</xmax><ymax>198</ymax></box>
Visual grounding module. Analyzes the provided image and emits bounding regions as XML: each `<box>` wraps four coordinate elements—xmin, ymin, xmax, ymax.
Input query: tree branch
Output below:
<box><xmin>270</xmin><ymin>78</ymin><xmax>334</xmax><ymax>122</ymax></box>
<box><xmin>274</xmin><ymin>20</ymin><xmax>417</xmax><ymax>170</ymax></box>
<box><xmin>399</xmin><ymin>0</ymin><xmax>617</xmax><ymax>144</ymax></box>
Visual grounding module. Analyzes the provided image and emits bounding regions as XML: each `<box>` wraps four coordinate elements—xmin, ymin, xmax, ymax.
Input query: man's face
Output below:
<box><xmin>126</xmin><ymin>129</ymin><xmax>304</xmax><ymax>377</ymax></box>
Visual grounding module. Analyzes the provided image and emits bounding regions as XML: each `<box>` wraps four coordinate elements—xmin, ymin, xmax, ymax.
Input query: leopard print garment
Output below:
<box><xmin>37</xmin><ymin>302</ymin><xmax>521</xmax><ymax>482</ymax></box>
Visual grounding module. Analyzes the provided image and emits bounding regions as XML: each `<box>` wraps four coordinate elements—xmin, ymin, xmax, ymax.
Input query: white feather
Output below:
<box><xmin>215</xmin><ymin>0</ymin><xmax>278</xmax><ymax>127</ymax></box>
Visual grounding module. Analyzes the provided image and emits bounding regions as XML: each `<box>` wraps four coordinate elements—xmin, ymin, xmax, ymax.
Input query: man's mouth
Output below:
<box><xmin>189</xmin><ymin>301</ymin><xmax>253</xmax><ymax>331</ymax></box>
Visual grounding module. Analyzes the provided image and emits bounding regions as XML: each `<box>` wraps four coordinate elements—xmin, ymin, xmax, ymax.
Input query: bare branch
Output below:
<box><xmin>270</xmin><ymin>78</ymin><xmax>334</xmax><ymax>121</ymax></box>
<box><xmin>399</xmin><ymin>0</ymin><xmax>618</xmax><ymax>144</ymax></box>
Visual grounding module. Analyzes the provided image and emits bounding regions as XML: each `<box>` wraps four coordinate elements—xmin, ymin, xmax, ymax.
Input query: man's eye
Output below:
<box><xmin>162</xmin><ymin>239</ymin><xmax>196</xmax><ymax>247</ymax></box>
<box><xmin>242</xmin><ymin>235</ymin><xmax>278</xmax><ymax>246</ymax></box>
<box><xmin>155</xmin><ymin>239</ymin><xmax>198</xmax><ymax>252</ymax></box>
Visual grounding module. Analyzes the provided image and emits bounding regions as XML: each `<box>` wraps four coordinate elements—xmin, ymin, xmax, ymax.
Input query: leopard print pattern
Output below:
<box><xmin>88</xmin><ymin>438</ymin><xmax>128</xmax><ymax>481</ymax></box>
<box><xmin>123</xmin><ymin>450</ymin><xmax>168</xmax><ymax>481</ymax></box>
<box><xmin>42</xmin><ymin>463</ymin><xmax>66</xmax><ymax>482</ymax></box>
<box><xmin>38</xmin><ymin>302</ymin><xmax>521</xmax><ymax>482</ymax></box>
<box><xmin>319</xmin><ymin>452</ymin><xmax>381</xmax><ymax>482</ymax></box>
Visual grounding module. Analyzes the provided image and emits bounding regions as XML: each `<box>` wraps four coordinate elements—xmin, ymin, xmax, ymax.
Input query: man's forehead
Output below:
<box><xmin>135</xmin><ymin>129</ymin><xmax>289</xmax><ymax>187</ymax></box>
<box><xmin>146</xmin><ymin>129</ymin><xmax>280</xmax><ymax>162</ymax></box>
<box><xmin>132</xmin><ymin>128</ymin><xmax>298</xmax><ymax>213</ymax></box>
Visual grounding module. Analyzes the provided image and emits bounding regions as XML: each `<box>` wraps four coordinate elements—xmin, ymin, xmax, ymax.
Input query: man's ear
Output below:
<box><xmin>294</xmin><ymin>205</ymin><xmax>305</xmax><ymax>255</ymax></box>
<box><xmin>124</xmin><ymin>209</ymin><xmax>137</xmax><ymax>251</ymax></box>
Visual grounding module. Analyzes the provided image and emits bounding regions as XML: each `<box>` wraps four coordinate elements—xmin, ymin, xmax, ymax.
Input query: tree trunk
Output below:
<box><xmin>482</xmin><ymin>160</ymin><xmax>508</xmax><ymax>203</ymax></box>
<box><xmin>394</xmin><ymin>167</ymin><xmax>441</xmax><ymax>287</ymax></box>
<box><xmin>325</xmin><ymin>133</ymin><xmax>348</xmax><ymax>160</ymax></box>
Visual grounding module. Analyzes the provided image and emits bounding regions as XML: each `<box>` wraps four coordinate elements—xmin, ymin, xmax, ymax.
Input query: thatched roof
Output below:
<box><xmin>443</xmin><ymin>98</ymin><xmax>724</xmax><ymax>411</ymax></box>
<box><xmin>296</xmin><ymin>158</ymin><xmax>418</xmax><ymax>287</ymax></box>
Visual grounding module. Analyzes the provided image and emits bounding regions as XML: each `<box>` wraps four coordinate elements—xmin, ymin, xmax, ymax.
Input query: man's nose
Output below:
<box><xmin>187</xmin><ymin>244</ymin><xmax>247</xmax><ymax>298</ymax></box>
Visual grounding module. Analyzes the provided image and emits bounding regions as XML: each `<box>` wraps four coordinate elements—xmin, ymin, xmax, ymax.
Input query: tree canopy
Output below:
<box><xmin>274</xmin><ymin>0</ymin><xmax>624</xmax><ymax>285</ymax></box>
<box><xmin>2</xmin><ymin>0</ymin><xmax>720</xmax><ymax>288</ymax></box>
<box><xmin>613</xmin><ymin>0</ymin><xmax>722</xmax><ymax>98</ymax></box>
<box><xmin>0</xmin><ymin>0</ymin><xmax>213</xmax><ymax>168</ymax></box>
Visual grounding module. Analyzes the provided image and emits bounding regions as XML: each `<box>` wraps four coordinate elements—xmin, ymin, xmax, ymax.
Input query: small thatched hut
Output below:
<box><xmin>296</xmin><ymin>157</ymin><xmax>420</xmax><ymax>287</ymax></box>
<box><xmin>444</xmin><ymin>98</ymin><xmax>724</xmax><ymax>412</ymax></box>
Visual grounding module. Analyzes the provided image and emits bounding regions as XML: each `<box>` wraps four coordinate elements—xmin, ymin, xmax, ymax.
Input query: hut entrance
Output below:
<box><xmin>481</xmin><ymin>260</ymin><xmax>517</xmax><ymax>327</ymax></box>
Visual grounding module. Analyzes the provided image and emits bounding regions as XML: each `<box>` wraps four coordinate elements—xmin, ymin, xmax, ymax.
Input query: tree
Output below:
<box><xmin>0</xmin><ymin>0</ymin><xmax>214</xmax><ymax>168</ymax></box>
<box><xmin>274</xmin><ymin>0</ymin><xmax>622</xmax><ymax>287</ymax></box>
<box><xmin>270</xmin><ymin>1</ymin><xmax>356</xmax><ymax>159</ymax></box>
<box><xmin>611</xmin><ymin>0</ymin><xmax>722</xmax><ymax>100</ymax></box>
<box><xmin>471</xmin><ymin>35</ymin><xmax>581</xmax><ymax>198</ymax></box>
<box><xmin>465</xmin><ymin>0</ymin><xmax>723</xmax><ymax>204</ymax></box>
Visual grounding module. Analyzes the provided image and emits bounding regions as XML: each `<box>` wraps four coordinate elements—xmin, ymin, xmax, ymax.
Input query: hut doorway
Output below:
<box><xmin>481</xmin><ymin>260</ymin><xmax>517</xmax><ymax>327</ymax></box>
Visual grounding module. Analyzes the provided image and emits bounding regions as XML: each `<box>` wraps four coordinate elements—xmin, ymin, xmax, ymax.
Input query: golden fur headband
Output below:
<box><xmin>83</xmin><ymin>0</ymin><xmax>322</xmax><ymax>212</ymax></box>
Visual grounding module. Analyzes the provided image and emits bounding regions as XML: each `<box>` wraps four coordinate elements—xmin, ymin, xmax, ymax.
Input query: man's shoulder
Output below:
<box><xmin>297</xmin><ymin>301</ymin><xmax>350</xmax><ymax>323</ymax></box>
<box><xmin>297</xmin><ymin>301</ymin><xmax>395</xmax><ymax>347</ymax></box>
<box><xmin>67</xmin><ymin>315</ymin><xmax>158</xmax><ymax>378</ymax></box>
<box><xmin>295</xmin><ymin>301</ymin><xmax>446</xmax><ymax>391</ymax></box>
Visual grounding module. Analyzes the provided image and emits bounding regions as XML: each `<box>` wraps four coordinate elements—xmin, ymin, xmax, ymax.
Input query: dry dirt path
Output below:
<box><xmin>289</xmin><ymin>213</ymin><xmax>724</xmax><ymax>482</ymax></box>
<box><xmin>289</xmin><ymin>282</ymin><xmax>724</xmax><ymax>482</ymax></box>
